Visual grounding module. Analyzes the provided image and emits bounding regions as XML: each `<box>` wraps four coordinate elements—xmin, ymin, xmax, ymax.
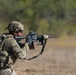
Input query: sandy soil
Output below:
<box><xmin>13</xmin><ymin>37</ymin><xmax>76</xmax><ymax>75</ymax></box>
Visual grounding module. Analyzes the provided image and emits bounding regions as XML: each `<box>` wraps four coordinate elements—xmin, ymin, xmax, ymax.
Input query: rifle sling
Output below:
<box><xmin>24</xmin><ymin>39</ymin><xmax>47</xmax><ymax>60</ymax></box>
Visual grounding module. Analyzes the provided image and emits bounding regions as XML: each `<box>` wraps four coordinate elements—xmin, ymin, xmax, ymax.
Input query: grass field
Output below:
<box><xmin>13</xmin><ymin>36</ymin><xmax>76</xmax><ymax>75</ymax></box>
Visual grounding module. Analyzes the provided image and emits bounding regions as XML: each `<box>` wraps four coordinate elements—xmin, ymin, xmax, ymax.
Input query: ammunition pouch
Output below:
<box><xmin>0</xmin><ymin>51</ymin><xmax>9</xmax><ymax>68</ymax></box>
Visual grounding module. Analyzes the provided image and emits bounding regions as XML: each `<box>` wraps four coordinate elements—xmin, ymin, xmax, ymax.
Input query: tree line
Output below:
<box><xmin>0</xmin><ymin>0</ymin><xmax>76</xmax><ymax>36</ymax></box>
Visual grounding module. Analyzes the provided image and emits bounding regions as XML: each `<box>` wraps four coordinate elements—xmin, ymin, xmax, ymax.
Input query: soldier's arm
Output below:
<box><xmin>9</xmin><ymin>38</ymin><xmax>29</xmax><ymax>59</ymax></box>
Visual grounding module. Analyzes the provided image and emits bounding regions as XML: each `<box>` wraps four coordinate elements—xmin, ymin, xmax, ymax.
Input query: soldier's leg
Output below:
<box><xmin>0</xmin><ymin>68</ymin><xmax>17</xmax><ymax>75</ymax></box>
<box><xmin>11</xmin><ymin>69</ymin><xmax>17</xmax><ymax>75</ymax></box>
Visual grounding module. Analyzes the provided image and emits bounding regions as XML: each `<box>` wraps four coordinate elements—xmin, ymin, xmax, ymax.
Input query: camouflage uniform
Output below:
<box><xmin>0</xmin><ymin>21</ymin><xmax>29</xmax><ymax>75</ymax></box>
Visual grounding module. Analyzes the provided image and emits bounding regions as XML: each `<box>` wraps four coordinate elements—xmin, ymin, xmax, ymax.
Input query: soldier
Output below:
<box><xmin>0</xmin><ymin>21</ymin><xmax>29</xmax><ymax>75</ymax></box>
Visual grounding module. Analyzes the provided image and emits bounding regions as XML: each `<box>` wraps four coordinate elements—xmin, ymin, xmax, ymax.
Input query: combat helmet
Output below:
<box><xmin>7</xmin><ymin>21</ymin><xmax>24</xmax><ymax>32</ymax></box>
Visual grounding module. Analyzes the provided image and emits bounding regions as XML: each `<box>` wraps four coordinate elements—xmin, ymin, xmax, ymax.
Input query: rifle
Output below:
<box><xmin>15</xmin><ymin>31</ymin><xmax>57</xmax><ymax>60</ymax></box>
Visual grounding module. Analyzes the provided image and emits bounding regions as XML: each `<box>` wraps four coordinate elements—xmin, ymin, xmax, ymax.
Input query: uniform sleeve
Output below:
<box><xmin>9</xmin><ymin>38</ymin><xmax>29</xmax><ymax>59</ymax></box>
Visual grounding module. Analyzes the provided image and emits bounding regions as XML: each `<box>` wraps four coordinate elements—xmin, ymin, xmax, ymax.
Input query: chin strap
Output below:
<box><xmin>24</xmin><ymin>39</ymin><xmax>47</xmax><ymax>60</ymax></box>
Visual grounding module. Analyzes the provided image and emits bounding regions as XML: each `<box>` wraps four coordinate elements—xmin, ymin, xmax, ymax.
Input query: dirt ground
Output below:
<box><xmin>13</xmin><ymin>36</ymin><xmax>76</xmax><ymax>75</ymax></box>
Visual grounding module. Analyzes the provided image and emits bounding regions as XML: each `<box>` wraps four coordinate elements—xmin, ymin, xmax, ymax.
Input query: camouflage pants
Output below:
<box><xmin>0</xmin><ymin>68</ymin><xmax>17</xmax><ymax>75</ymax></box>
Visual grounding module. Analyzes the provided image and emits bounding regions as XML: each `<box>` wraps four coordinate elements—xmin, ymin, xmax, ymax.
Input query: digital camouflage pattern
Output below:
<box><xmin>7</xmin><ymin>21</ymin><xmax>24</xmax><ymax>32</ymax></box>
<box><xmin>0</xmin><ymin>33</ymin><xmax>29</xmax><ymax>75</ymax></box>
<box><xmin>0</xmin><ymin>68</ymin><xmax>17</xmax><ymax>75</ymax></box>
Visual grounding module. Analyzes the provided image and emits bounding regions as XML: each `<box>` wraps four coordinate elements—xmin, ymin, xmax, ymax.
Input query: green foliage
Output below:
<box><xmin>36</xmin><ymin>19</ymin><xmax>49</xmax><ymax>34</ymax></box>
<box><xmin>0</xmin><ymin>0</ymin><xmax>76</xmax><ymax>36</ymax></box>
<box><xmin>0</xmin><ymin>22</ymin><xmax>7</xmax><ymax>34</ymax></box>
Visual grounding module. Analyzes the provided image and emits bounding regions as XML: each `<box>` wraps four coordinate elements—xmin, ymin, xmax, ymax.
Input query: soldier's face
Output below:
<box><xmin>13</xmin><ymin>30</ymin><xmax>23</xmax><ymax>36</ymax></box>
